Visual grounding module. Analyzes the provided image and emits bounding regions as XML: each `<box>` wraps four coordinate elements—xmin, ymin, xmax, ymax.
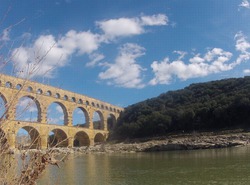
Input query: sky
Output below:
<box><xmin>1</xmin><ymin>0</ymin><xmax>250</xmax><ymax>108</ymax></box>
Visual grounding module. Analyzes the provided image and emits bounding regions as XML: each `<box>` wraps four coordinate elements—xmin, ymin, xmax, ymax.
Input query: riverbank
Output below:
<box><xmin>12</xmin><ymin>130</ymin><xmax>250</xmax><ymax>154</ymax></box>
<box><xmin>50</xmin><ymin>130</ymin><xmax>250</xmax><ymax>154</ymax></box>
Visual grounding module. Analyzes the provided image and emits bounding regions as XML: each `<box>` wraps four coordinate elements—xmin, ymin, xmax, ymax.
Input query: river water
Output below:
<box><xmin>38</xmin><ymin>147</ymin><xmax>250</xmax><ymax>185</ymax></box>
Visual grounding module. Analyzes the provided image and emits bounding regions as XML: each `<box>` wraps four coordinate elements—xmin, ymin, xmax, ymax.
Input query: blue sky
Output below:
<box><xmin>1</xmin><ymin>0</ymin><xmax>250</xmax><ymax>107</ymax></box>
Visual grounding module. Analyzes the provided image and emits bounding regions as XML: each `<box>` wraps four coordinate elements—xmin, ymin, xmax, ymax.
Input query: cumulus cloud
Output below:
<box><xmin>149</xmin><ymin>48</ymin><xmax>233</xmax><ymax>85</ymax></box>
<box><xmin>11</xmin><ymin>14</ymin><xmax>168</xmax><ymax>80</ymax></box>
<box><xmin>99</xmin><ymin>43</ymin><xmax>146</xmax><ymax>88</ymax></box>
<box><xmin>97</xmin><ymin>14</ymin><xmax>168</xmax><ymax>40</ymax></box>
<box><xmin>150</xmin><ymin>32</ymin><xmax>250</xmax><ymax>85</ymax></box>
<box><xmin>141</xmin><ymin>14</ymin><xmax>168</xmax><ymax>26</ymax></box>
<box><xmin>12</xmin><ymin>30</ymin><xmax>101</xmax><ymax>78</ymax></box>
<box><xmin>97</xmin><ymin>18</ymin><xmax>143</xmax><ymax>39</ymax></box>
<box><xmin>239</xmin><ymin>0</ymin><xmax>250</xmax><ymax>9</ymax></box>
<box><xmin>235</xmin><ymin>32</ymin><xmax>250</xmax><ymax>53</ymax></box>
<box><xmin>234</xmin><ymin>31</ymin><xmax>250</xmax><ymax>66</ymax></box>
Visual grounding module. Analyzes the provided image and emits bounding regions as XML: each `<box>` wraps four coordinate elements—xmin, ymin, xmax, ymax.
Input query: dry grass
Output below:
<box><xmin>0</xmin><ymin>132</ymin><xmax>69</xmax><ymax>185</ymax></box>
<box><xmin>0</xmin><ymin>6</ymin><xmax>71</xmax><ymax>184</ymax></box>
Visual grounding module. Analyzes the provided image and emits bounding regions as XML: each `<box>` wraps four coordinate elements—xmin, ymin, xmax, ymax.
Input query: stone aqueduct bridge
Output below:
<box><xmin>0</xmin><ymin>74</ymin><xmax>124</xmax><ymax>149</ymax></box>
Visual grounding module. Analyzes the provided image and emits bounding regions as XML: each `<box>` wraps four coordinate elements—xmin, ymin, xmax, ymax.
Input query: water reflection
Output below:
<box><xmin>38</xmin><ymin>147</ymin><xmax>250</xmax><ymax>185</ymax></box>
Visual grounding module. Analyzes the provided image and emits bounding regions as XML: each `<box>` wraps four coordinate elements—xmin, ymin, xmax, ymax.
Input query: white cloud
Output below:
<box><xmin>99</xmin><ymin>43</ymin><xmax>146</xmax><ymax>88</ymax></box>
<box><xmin>97</xmin><ymin>18</ymin><xmax>143</xmax><ymax>39</ymax></box>
<box><xmin>174</xmin><ymin>50</ymin><xmax>187</xmax><ymax>60</ymax></box>
<box><xmin>140</xmin><ymin>14</ymin><xmax>168</xmax><ymax>26</ymax></box>
<box><xmin>234</xmin><ymin>32</ymin><xmax>250</xmax><ymax>66</ymax></box>
<box><xmin>150</xmin><ymin>32</ymin><xmax>250</xmax><ymax>85</ymax></box>
<box><xmin>235</xmin><ymin>32</ymin><xmax>250</xmax><ymax>53</ymax></box>
<box><xmin>58</xmin><ymin>30</ymin><xmax>100</xmax><ymax>55</ymax></box>
<box><xmin>86</xmin><ymin>53</ymin><xmax>105</xmax><ymax>67</ymax></box>
<box><xmin>97</xmin><ymin>14</ymin><xmax>168</xmax><ymax>40</ymax></box>
<box><xmin>0</xmin><ymin>28</ymin><xmax>10</xmax><ymax>41</ymax></box>
<box><xmin>12</xmin><ymin>30</ymin><xmax>101</xmax><ymax>78</ymax></box>
<box><xmin>149</xmin><ymin>48</ymin><xmax>233</xmax><ymax>85</ymax></box>
<box><xmin>243</xmin><ymin>69</ymin><xmax>250</xmax><ymax>74</ymax></box>
<box><xmin>11</xmin><ymin>14</ymin><xmax>168</xmax><ymax>80</ymax></box>
<box><xmin>239</xmin><ymin>0</ymin><xmax>250</xmax><ymax>9</ymax></box>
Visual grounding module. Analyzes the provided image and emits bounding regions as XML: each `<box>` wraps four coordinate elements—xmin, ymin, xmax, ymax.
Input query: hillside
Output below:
<box><xmin>112</xmin><ymin>77</ymin><xmax>250</xmax><ymax>139</ymax></box>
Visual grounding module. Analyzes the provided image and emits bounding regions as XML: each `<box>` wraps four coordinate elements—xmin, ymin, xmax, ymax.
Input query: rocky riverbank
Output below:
<box><xmin>49</xmin><ymin>130</ymin><xmax>250</xmax><ymax>154</ymax></box>
<box><xmin>12</xmin><ymin>130</ymin><xmax>250</xmax><ymax>155</ymax></box>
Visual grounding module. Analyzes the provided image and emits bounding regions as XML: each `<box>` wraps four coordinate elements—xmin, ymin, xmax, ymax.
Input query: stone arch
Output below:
<box><xmin>92</xmin><ymin>111</ymin><xmax>104</xmax><ymax>130</ymax></box>
<box><xmin>48</xmin><ymin>129</ymin><xmax>68</xmax><ymax>147</ymax></box>
<box><xmin>16</xmin><ymin>95</ymin><xmax>41</xmax><ymax>122</ymax></box>
<box><xmin>16</xmin><ymin>84</ymin><xmax>22</xmax><ymax>90</ymax></box>
<box><xmin>27</xmin><ymin>86</ymin><xmax>33</xmax><ymax>92</ymax></box>
<box><xmin>78</xmin><ymin>99</ymin><xmax>83</xmax><ymax>104</ymax></box>
<box><xmin>46</xmin><ymin>90</ymin><xmax>52</xmax><ymax>96</ymax></box>
<box><xmin>16</xmin><ymin>126</ymin><xmax>41</xmax><ymax>149</ymax></box>
<box><xmin>94</xmin><ymin>133</ymin><xmax>105</xmax><ymax>143</ymax></box>
<box><xmin>5</xmin><ymin>81</ymin><xmax>12</xmax><ymax>88</ymax></box>
<box><xmin>37</xmin><ymin>88</ymin><xmax>43</xmax><ymax>94</ymax></box>
<box><xmin>107</xmin><ymin>114</ymin><xmax>116</xmax><ymax>130</ymax></box>
<box><xmin>71</xmin><ymin>97</ymin><xmax>76</xmax><ymax>102</ymax></box>
<box><xmin>73</xmin><ymin>131</ymin><xmax>90</xmax><ymax>147</ymax></box>
<box><xmin>55</xmin><ymin>93</ymin><xmax>60</xmax><ymax>99</ymax></box>
<box><xmin>72</xmin><ymin>107</ymin><xmax>89</xmax><ymax>127</ymax></box>
<box><xmin>47</xmin><ymin>102</ymin><xmax>68</xmax><ymax>125</ymax></box>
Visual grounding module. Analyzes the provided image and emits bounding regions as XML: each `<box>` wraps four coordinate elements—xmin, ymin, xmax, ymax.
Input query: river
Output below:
<box><xmin>38</xmin><ymin>146</ymin><xmax>250</xmax><ymax>185</ymax></box>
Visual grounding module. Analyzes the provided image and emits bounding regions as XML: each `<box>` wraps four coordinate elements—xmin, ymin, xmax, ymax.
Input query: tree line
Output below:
<box><xmin>111</xmin><ymin>76</ymin><xmax>250</xmax><ymax>139</ymax></box>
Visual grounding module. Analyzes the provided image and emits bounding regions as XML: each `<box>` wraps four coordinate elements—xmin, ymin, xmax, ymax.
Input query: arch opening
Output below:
<box><xmin>108</xmin><ymin>114</ymin><xmax>116</xmax><ymax>130</ymax></box>
<box><xmin>16</xmin><ymin>96</ymin><xmax>40</xmax><ymax>122</ymax></box>
<box><xmin>47</xmin><ymin>102</ymin><xmax>68</xmax><ymax>125</ymax></box>
<box><xmin>93</xmin><ymin>111</ymin><xmax>104</xmax><ymax>130</ymax></box>
<box><xmin>73</xmin><ymin>107</ymin><xmax>89</xmax><ymax>127</ymax></box>
<box><xmin>48</xmin><ymin>129</ymin><xmax>68</xmax><ymax>148</ymax></box>
<box><xmin>73</xmin><ymin>131</ymin><xmax>90</xmax><ymax>147</ymax></box>
<box><xmin>94</xmin><ymin>133</ymin><xmax>105</xmax><ymax>143</ymax></box>
<box><xmin>16</xmin><ymin>126</ymin><xmax>41</xmax><ymax>149</ymax></box>
<box><xmin>16</xmin><ymin>84</ymin><xmax>22</xmax><ymax>90</ymax></box>
<box><xmin>0</xmin><ymin>93</ymin><xmax>7</xmax><ymax>120</ymax></box>
<box><xmin>5</xmin><ymin>82</ymin><xmax>12</xmax><ymax>88</ymax></box>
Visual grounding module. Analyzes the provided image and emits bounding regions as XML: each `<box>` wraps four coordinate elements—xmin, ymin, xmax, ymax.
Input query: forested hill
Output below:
<box><xmin>112</xmin><ymin>77</ymin><xmax>250</xmax><ymax>139</ymax></box>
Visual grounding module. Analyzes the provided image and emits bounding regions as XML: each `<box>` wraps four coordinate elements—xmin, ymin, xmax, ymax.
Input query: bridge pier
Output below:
<box><xmin>6</xmin><ymin>132</ymin><xmax>15</xmax><ymax>149</ymax></box>
<box><xmin>68</xmin><ymin>137</ymin><xmax>74</xmax><ymax>148</ymax></box>
<box><xmin>40</xmin><ymin>135</ymin><xmax>48</xmax><ymax>149</ymax></box>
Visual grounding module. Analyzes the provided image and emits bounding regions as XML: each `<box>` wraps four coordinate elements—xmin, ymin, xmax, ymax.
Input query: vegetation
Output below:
<box><xmin>113</xmin><ymin>77</ymin><xmax>250</xmax><ymax>139</ymax></box>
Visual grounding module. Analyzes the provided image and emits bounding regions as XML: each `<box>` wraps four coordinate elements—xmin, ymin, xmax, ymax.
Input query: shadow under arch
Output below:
<box><xmin>72</xmin><ymin>106</ymin><xmax>90</xmax><ymax>128</ymax></box>
<box><xmin>92</xmin><ymin>110</ymin><xmax>104</xmax><ymax>130</ymax></box>
<box><xmin>107</xmin><ymin>114</ymin><xmax>116</xmax><ymax>130</ymax></box>
<box><xmin>0</xmin><ymin>129</ymin><xmax>8</xmax><ymax>151</ymax></box>
<box><xmin>16</xmin><ymin>126</ymin><xmax>41</xmax><ymax>149</ymax></box>
<box><xmin>94</xmin><ymin>133</ymin><xmax>105</xmax><ymax>143</ymax></box>
<box><xmin>74</xmin><ymin>131</ymin><xmax>90</xmax><ymax>147</ymax></box>
<box><xmin>48</xmin><ymin>129</ymin><xmax>68</xmax><ymax>148</ymax></box>
<box><xmin>16</xmin><ymin>95</ymin><xmax>42</xmax><ymax>122</ymax></box>
<box><xmin>47</xmin><ymin>101</ymin><xmax>68</xmax><ymax>125</ymax></box>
